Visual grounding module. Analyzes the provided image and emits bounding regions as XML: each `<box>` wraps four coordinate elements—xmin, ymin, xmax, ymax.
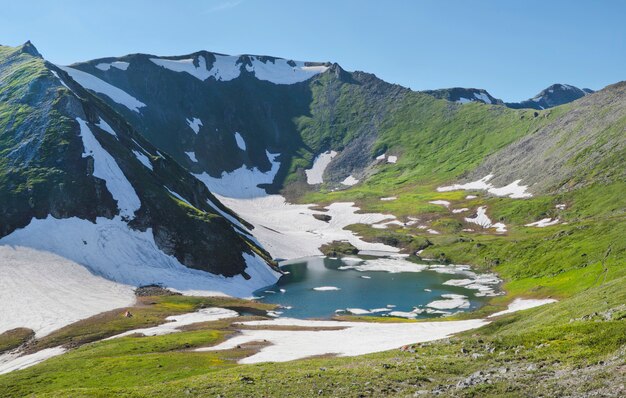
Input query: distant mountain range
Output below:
<box><xmin>424</xmin><ymin>83</ymin><xmax>594</xmax><ymax>109</ymax></box>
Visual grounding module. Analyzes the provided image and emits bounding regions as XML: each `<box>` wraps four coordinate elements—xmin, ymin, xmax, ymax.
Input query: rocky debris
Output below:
<box><xmin>134</xmin><ymin>284</ymin><xmax>182</xmax><ymax>297</ymax></box>
<box><xmin>313</xmin><ymin>213</ymin><xmax>332</xmax><ymax>222</ymax></box>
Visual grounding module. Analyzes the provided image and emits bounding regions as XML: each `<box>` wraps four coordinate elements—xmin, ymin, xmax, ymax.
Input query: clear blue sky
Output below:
<box><xmin>1</xmin><ymin>0</ymin><xmax>624</xmax><ymax>101</ymax></box>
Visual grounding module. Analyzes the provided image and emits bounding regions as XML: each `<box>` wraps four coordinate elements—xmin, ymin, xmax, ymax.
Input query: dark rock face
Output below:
<box><xmin>422</xmin><ymin>87</ymin><xmax>504</xmax><ymax>105</ymax></box>
<box><xmin>0</xmin><ymin>43</ymin><xmax>274</xmax><ymax>279</ymax></box>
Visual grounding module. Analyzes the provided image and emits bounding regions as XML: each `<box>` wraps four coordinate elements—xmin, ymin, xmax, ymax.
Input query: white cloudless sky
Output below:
<box><xmin>0</xmin><ymin>0</ymin><xmax>624</xmax><ymax>101</ymax></box>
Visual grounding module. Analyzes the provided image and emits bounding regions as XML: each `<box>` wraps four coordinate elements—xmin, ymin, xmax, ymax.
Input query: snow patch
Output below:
<box><xmin>77</xmin><ymin>118</ymin><xmax>141</xmax><ymax>219</ymax></box>
<box><xmin>464</xmin><ymin>206</ymin><xmax>507</xmax><ymax>233</ymax></box>
<box><xmin>0</xmin><ymin>246</ymin><xmax>135</xmax><ymax>337</ymax></box>
<box><xmin>341</xmin><ymin>175</ymin><xmax>359</xmax><ymax>186</ymax></box>
<box><xmin>0</xmin><ymin>216</ymin><xmax>280</xmax><ymax>299</ymax></box>
<box><xmin>488</xmin><ymin>298</ymin><xmax>557</xmax><ymax>318</ymax></box>
<box><xmin>186</xmin><ymin>117</ymin><xmax>203</xmax><ymax>134</ymax></box>
<box><xmin>58</xmin><ymin>66</ymin><xmax>145</xmax><ymax>112</ymax></box>
<box><xmin>246</xmin><ymin>57</ymin><xmax>328</xmax><ymax>85</ymax></box>
<box><xmin>473</xmin><ymin>92</ymin><xmax>492</xmax><ymax>104</ymax></box>
<box><xmin>109</xmin><ymin>308</ymin><xmax>238</xmax><ymax>339</ymax></box>
<box><xmin>133</xmin><ymin>150</ymin><xmax>153</xmax><ymax>171</ymax></box>
<box><xmin>194</xmin><ymin>151</ymin><xmax>280</xmax><ymax>199</ymax></box>
<box><xmin>525</xmin><ymin>218</ymin><xmax>560</xmax><ymax>228</ymax></box>
<box><xmin>387</xmin><ymin>155</ymin><xmax>398</xmax><ymax>164</ymax></box>
<box><xmin>197</xmin><ymin>317</ymin><xmax>487</xmax><ymax>364</ymax></box>
<box><xmin>429</xmin><ymin>200</ymin><xmax>450</xmax><ymax>207</ymax></box>
<box><xmin>452</xmin><ymin>208</ymin><xmax>469</xmax><ymax>213</ymax></box>
<box><xmin>95</xmin><ymin>61</ymin><xmax>130</xmax><ymax>71</ymax></box>
<box><xmin>380</xmin><ymin>196</ymin><xmax>397</xmax><ymax>201</ymax></box>
<box><xmin>185</xmin><ymin>151</ymin><xmax>198</xmax><ymax>163</ymax></box>
<box><xmin>234</xmin><ymin>132</ymin><xmax>246</xmax><ymax>151</ymax></box>
<box><xmin>305</xmin><ymin>150</ymin><xmax>338</xmax><ymax>185</ymax></box>
<box><xmin>96</xmin><ymin>118</ymin><xmax>117</xmax><ymax>137</ymax></box>
<box><xmin>437</xmin><ymin>174</ymin><xmax>532</xmax><ymax>199</ymax></box>
<box><xmin>0</xmin><ymin>347</ymin><xmax>66</xmax><ymax>375</ymax></box>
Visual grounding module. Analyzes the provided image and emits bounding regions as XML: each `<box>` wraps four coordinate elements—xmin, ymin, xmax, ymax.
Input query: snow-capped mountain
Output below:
<box><xmin>0</xmin><ymin>42</ymin><xmax>279</xmax><ymax>299</ymax></box>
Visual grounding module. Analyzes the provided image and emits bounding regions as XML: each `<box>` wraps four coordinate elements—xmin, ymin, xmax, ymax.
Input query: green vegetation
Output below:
<box><xmin>0</xmin><ymin>328</ymin><xmax>33</xmax><ymax>354</ymax></box>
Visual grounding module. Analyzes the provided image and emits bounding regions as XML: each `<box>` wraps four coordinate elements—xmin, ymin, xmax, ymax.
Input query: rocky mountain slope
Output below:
<box><xmin>505</xmin><ymin>83</ymin><xmax>594</xmax><ymax>110</ymax></box>
<box><xmin>0</xmin><ymin>43</ymin><xmax>279</xmax><ymax>298</ymax></box>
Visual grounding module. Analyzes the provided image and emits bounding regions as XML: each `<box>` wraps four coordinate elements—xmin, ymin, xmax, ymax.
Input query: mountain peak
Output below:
<box><xmin>20</xmin><ymin>40</ymin><xmax>42</xmax><ymax>57</ymax></box>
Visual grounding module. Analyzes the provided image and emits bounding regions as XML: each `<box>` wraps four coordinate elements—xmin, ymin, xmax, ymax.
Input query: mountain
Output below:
<box><xmin>66</xmin><ymin>51</ymin><xmax>623</xmax><ymax>199</ymax></box>
<box><xmin>421</xmin><ymin>87</ymin><xmax>504</xmax><ymax>105</ymax></box>
<box><xmin>0</xmin><ymin>43</ymin><xmax>279</xmax><ymax>296</ymax></box>
<box><xmin>506</xmin><ymin>83</ymin><xmax>594</xmax><ymax>110</ymax></box>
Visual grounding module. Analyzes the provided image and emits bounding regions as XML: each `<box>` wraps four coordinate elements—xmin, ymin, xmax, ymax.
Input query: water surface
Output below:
<box><xmin>255</xmin><ymin>256</ymin><xmax>494</xmax><ymax>319</ymax></box>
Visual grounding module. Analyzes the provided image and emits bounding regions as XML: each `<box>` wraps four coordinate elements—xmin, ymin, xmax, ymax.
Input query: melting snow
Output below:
<box><xmin>0</xmin><ymin>347</ymin><xmax>66</xmax><ymax>375</ymax></box>
<box><xmin>473</xmin><ymin>92</ymin><xmax>492</xmax><ymax>104</ymax></box>
<box><xmin>0</xmin><ymin>246</ymin><xmax>135</xmax><ymax>337</ymax></box>
<box><xmin>108</xmin><ymin>308</ymin><xmax>238</xmax><ymax>339</ymax></box>
<box><xmin>133</xmin><ymin>150</ymin><xmax>153</xmax><ymax>171</ymax></box>
<box><xmin>437</xmin><ymin>174</ymin><xmax>532</xmax><ymax>199</ymax></box>
<box><xmin>246</xmin><ymin>57</ymin><xmax>329</xmax><ymax>85</ymax></box>
<box><xmin>464</xmin><ymin>206</ymin><xmax>507</xmax><ymax>233</ymax></box>
<box><xmin>96</xmin><ymin>118</ymin><xmax>117</xmax><ymax>137</ymax></box>
<box><xmin>525</xmin><ymin>218</ymin><xmax>560</xmax><ymax>227</ymax></box>
<box><xmin>305</xmin><ymin>150</ymin><xmax>338</xmax><ymax>185</ymax></box>
<box><xmin>58</xmin><ymin>66</ymin><xmax>145</xmax><ymax>112</ymax></box>
<box><xmin>186</xmin><ymin>118</ymin><xmax>203</xmax><ymax>134</ymax></box>
<box><xmin>0</xmin><ymin>216</ymin><xmax>280</xmax><ymax>299</ymax></box>
<box><xmin>488</xmin><ymin>298</ymin><xmax>557</xmax><ymax>318</ymax></box>
<box><xmin>95</xmin><ymin>61</ymin><xmax>130</xmax><ymax>71</ymax></box>
<box><xmin>194</xmin><ymin>151</ymin><xmax>281</xmax><ymax>199</ymax></box>
<box><xmin>234</xmin><ymin>132</ymin><xmax>246</xmax><ymax>151</ymax></box>
<box><xmin>341</xmin><ymin>175</ymin><xmax>359</xmax><ymax>186</ymax></box>
<box><xmin>197</xmin><ymin>317</ymin><xmax>487</xmax><ymax>364</ymax></box>
<box><xmin>150</xmin><ymin>54</ymin><xmax>327</xmax><ymax>85</ymax></box>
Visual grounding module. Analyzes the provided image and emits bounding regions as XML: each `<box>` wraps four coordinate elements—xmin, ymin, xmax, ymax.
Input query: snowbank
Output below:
<box><xmin>0</xmin><ymin>216</ymin><xmax>280</xmax><ymax>299</ymax></box>
<box><xmin>0</xmin><ymin>246</ymin><xmax>135</xmax><ymax>337</ymax></box>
